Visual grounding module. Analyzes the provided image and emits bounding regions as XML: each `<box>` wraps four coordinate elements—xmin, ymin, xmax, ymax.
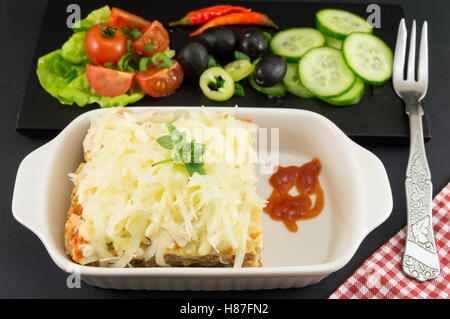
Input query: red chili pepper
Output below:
<box><xmin>169</xmin><ymin>5</ymin><xmax>251</xmax><ymax>27</ymax></box>
<box><xmin>189</xmin><ymin>12</ymin><xmax>279</xmax><ymax>37</ymax></box>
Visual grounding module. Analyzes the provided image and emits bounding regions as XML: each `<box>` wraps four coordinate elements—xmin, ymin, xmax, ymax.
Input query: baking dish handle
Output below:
<box><xmin>12</xmin><ymin>143</ymin><xmax>52</xmax><ymax>236</ymax></box>
<box><xmin>353</xmin><ymin>143</ymin><xmax>393</xmax><ymax>233</ymax></box>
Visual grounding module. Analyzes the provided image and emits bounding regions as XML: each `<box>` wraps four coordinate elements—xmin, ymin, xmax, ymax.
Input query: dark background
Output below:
<box><xmin>1</xmin><ymin>0</ymin><xmax>449</xmax><ymax>299</ymax></box>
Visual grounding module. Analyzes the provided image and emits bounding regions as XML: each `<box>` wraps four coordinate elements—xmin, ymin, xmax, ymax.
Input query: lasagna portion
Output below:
<box><xmin>65</xmin><ymin>108</ymin><xmax>264</xmax><ymax>268</ymax></box>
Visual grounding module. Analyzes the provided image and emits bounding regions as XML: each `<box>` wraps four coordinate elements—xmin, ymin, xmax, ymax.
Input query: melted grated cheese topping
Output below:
<box><xmin>69</xmin><ymin>108</ymin><xmax>264</xmax><ymax>267</ymax></box>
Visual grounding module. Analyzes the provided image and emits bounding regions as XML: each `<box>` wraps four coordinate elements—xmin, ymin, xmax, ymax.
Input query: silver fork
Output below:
<box><xmin>393</xmin><ymin>19</ymin><xmax>440</xmax><ymax>282</ymax></box>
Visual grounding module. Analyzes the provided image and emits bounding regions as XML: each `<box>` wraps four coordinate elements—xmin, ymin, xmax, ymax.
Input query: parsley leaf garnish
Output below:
<box><xmin>263</xmin><ymin>32</ymin><xmax>273</xmax><ymax>43</ymax></box>
<box><xmin>207</xmin><ymin>55</ymin><xmax>220</xmax><ymax>68</ymax></box>
<box><xmin>156</xmin><ymin>135</ymin><xmax>173</xmax><ymax>150</ymax></box>
<box><xmin>234</xmin><ymin>51</ymin><xmax>251</xmax><ymax>61</ymax></box>
<box><xmin>153</xmin><ymin>124</ymin><xmax>207</xmax><ymax>176</ymax></box>
<box><xmin>234</xmin><ymin>82</ymin><xmax>245</xmax><ymax>96</ymax></box>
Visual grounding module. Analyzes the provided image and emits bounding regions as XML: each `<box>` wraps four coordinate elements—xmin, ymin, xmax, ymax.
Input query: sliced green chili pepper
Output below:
<box><xmin>139</xmin><ymin>57</ymin><xmax>152</xmax><ymax>71</ymax></box>
<box><xmin>164</xmin><ymin>48</ymin><xmax>176</xmax><ymax>58</ymax></box>
<box><xmin>118</xmin><ymin>53</ymin><xmax>136</xmax><ymax>72</ymax></box>
<box><xmin>121</xmin><ymin>27</ymin><xmax>132</xmax><ymax>36</ymax></box>
<box><xmin>121</xmin><ymin>27</ymin><xmax>142</xmax><ymax>39</ymax></box>
<box><xmin>144</xmin><ymin>42</ymin><xmax>155</xmax><ymax>53</ymax></box>
<box><xmin>126</xmin><ymin>40</ymin><xmax>134</xmax><ymax>54</ymax></box>
<box><xmin>199</xmin><ymin>67</ymin><xmax>235</xmax><ymax>102</ymax></box>
<box><xmin>131</xmin><ymin>29</ymin><xmax>142</xmax><ymax>39</ymax></box>
<box><xmin>104</xmin><ymin>62</ymin><xmax>115</xmax><ymax>69</ymax></box>
<box><xmin>224</xmin><ymin>59</ymin><xmax>254</xmax><ymax>81</ymax></box>
<box><xmin>151</xmin><ymin>52</ymin><xmax>173</xmax><ymax>69</ymax></box>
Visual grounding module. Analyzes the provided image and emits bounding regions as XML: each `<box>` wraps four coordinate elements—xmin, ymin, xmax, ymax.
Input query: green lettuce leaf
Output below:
<box><xmin>58</xmin><ymin>73</ymin><xmax>145</xmax><ymax>108</ymax></box>
<box><xmin>37</xmin><ymin>51</ymin><xmax>145</xmax><ymax>107</ymax></box>
<box><xmin>36</xmin><ymin>50</ymin><xmax>85</xmax><ymax>104</ymax></box>
<box><xmin>72</xmin><ymin>5</ymin><xmax>111</xmax><ymax>30</ymax></box>
<box><xmin>61</xmin><ymin>32</ymin><xmax>88</xmax><ymax>64</ymax></box>
<box><xmin>37</xmin><ymin>6</ymin><xmax>145</xmax><ymax>108</ymax></box>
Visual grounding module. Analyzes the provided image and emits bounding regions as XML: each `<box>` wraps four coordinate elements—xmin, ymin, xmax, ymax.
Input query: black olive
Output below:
<box><xmin>178</xmin><ymin>42</ymin><xmax>208</xmax><ymax>79</ymax></box>
<box><xmin>198</xmin><ymin>27</ymin><xmax>236</xmax><ymax>60</ymax></box>
<box><xmin>238</xmin><ymin>29</ymin><xmax>268</xmax><ymax>59</ymax></box>
<box><xmin>254</xmin><ymin>54</ymin><xmax>287</xmax><ymax>87</ymax></box>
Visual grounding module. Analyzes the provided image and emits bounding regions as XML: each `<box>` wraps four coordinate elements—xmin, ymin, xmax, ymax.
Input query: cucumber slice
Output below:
<box><xmin>270</xmin><ymin>28</ymin><xmax>325</xmax><ymax>61</ymax></box>
<box><xmin>224</xmin><ymin>59</ymin><xmax>254</xmax><ymax>82</ymax></box>
<box><xmin>248</xmin><ymin>75</ymin><xmax>287</xmax><ymax>98</ymax></box>
<box><xmin>299</xmin><ymin>46</ymin><xmax>355</xmax><ymax>98</ymax></box>
<box><xmin>343</xmin><ymin>32</ymin><xmax>393</xmax><ymax>85</ymax></box>
<box><xmin>283</xmin><ymin>63</ymin><xmax>315</xmax><ymax>98</ymax></box>
<box><xmin>320</xmin><ymin>77</ymin><xmax>365</xmax><ymax>106</ymax></box>
<box><xmin>325</xmin><ymin>35</ymin><xmax>343</xmax><ymax>49</ymax></box>
<box><xmin>316</xmin><ymin>9</ymin><xmax>373</xmax><ymax>40</ymax></box>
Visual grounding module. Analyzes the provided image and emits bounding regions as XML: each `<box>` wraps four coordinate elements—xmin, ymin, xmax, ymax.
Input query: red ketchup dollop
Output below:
<box><xmin>264</xmin><ymin>158</ymin><xmax>324</xmax><ymax>232</ymax></box>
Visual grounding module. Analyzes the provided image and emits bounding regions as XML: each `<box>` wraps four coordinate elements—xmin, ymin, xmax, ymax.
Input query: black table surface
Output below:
<box><xmin>1</xmin><ymin>0</ymin><xmax>449</xmax><ymax>299</ymax></box>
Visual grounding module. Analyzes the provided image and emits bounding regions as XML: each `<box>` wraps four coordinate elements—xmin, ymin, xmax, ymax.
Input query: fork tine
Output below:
<box><xmin>407</xmin><ymin>20</ymin><xmax>416</xmax><ymax>81</ymax></box>
<box><xmin>418</xmin><ymin>21</ymin><xmax>428</xmax><ymax>89</ymax></box>
<box><xmin>393</xmin><ymin>19</ymin><xmax>407</xmax><ymax>83</ymax></box>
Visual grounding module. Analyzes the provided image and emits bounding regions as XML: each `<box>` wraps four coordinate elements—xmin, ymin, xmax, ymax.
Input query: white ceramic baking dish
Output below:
<box><xmin>12</xmin><ymin>107</ymin><xmax>392</xmax><ymax>290</ymax></box>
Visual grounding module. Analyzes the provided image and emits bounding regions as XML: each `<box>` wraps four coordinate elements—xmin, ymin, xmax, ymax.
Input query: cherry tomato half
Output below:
<box><xmin>133</xmin><ymin>20</ymin><xmax>170</xmax><ymax>57</ymax></box>
<box><xmin>85</xmin><ymin>24</ymin><xmax>127</xmax><ymax>66</ymax></box>
<box><xmin>136</xmin><ymin>60</ymin><xmax>184</xmax><ymax>98</ymax></box>
<box><xmin>86</xmin><ymin>64</ymin><xmax>135</xmax><ymax>97</ymax></box>
<box><xmin>109</xmin><ymin>7</ymin><xmax>151</xmax><ymax>33</ymax></box>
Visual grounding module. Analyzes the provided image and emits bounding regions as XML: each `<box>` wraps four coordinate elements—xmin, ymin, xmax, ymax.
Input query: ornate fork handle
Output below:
<box><xmin>403</xmin><ymin>97</ymin><xmax>440</xmax><ymax>282</ymax></box>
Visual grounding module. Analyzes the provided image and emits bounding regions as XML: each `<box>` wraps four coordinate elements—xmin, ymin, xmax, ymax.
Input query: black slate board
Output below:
<box><xmin>17</xmin><ymin>0</ymin><xmax>431</xmax><ymax>143</ymax></box>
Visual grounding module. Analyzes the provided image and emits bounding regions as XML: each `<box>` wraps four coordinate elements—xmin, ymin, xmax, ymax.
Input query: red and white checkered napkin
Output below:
<box><xmin>330</xmin><ymin>183</ymin><xmax>450</xmax><ymax>299</ymax></box>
